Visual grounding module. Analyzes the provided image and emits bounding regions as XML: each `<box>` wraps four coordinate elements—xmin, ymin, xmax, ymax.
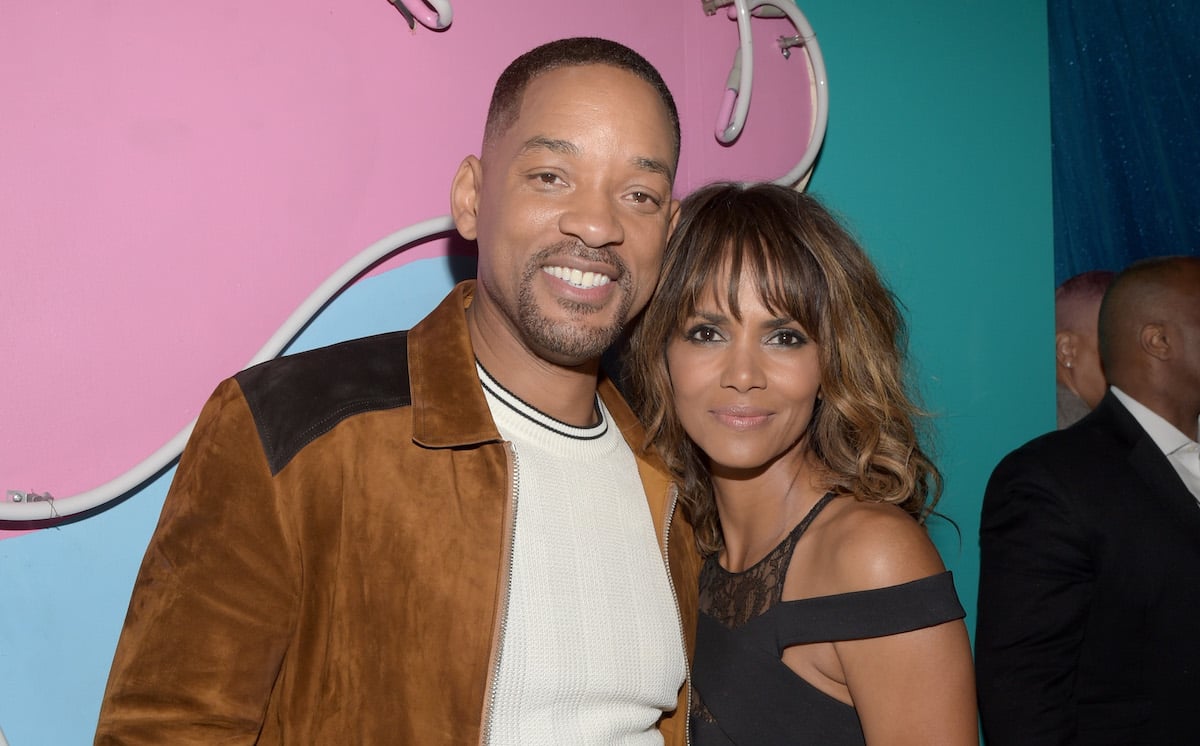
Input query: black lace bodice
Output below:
<box><xmin>698</xmin><ymin>492</ymin><xmax>836</xmax><ymax>631</ymax></box>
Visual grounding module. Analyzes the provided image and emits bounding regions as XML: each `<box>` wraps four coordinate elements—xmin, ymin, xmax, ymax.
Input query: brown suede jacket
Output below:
<box><xmin>94</xmin><ymin>281</ymin><xmax>699</xmax><ymax>745</ymax></box>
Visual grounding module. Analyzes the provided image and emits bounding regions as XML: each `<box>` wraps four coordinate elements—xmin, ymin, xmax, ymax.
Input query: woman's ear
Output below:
<box><xmin>1056</xmin><ymin>331</ymin><xmax>1077</xmax><ymax>369</ymax></box>
<box><xmin>450</xmin><ymin>155</ymin><xmax>483</xmax><ymax>240</ymax></box>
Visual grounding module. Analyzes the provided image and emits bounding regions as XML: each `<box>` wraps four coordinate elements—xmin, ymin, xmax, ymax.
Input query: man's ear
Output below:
<box><xmin>667</xmin><ymin>197</ymin><xmax>681</xmax><ymax>235</ymax></box>
<box><xmin>450</xmin><ymin>156</ymin><xmax>483</xmax><ymax>241</ymax></box>
<box><xmin>1140</xmin><ymin>322</ymin><xmax>1171</xmax><ymax>361</ymax></box>
<box><xmin>1056</xmin><ymin>331</ymin><xmax>1077</xmax><ymax>368</ymax></box>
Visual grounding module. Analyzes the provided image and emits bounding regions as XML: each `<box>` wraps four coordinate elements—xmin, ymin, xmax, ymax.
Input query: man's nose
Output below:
<box><xmin>558</xmin><ymin>188</ymin><xmax>625</xmax><ymax>248</ymax></box>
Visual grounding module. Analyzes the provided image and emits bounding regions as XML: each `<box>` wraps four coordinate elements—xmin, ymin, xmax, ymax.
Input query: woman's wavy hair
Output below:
<box><xmin>626</xmin><ymin>182</ymin><xmax>942</xmax><ymax>556</ymax></box>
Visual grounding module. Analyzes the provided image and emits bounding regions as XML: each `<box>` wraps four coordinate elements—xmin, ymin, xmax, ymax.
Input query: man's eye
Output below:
<box><xmin>536</xmin><ymin>173</ymin><xmax>563</xmax><ymax>185</ymax></box>
<box><xmin>629</xmin><ymin>191</ymin><xmax>661</xmax><ymax>206</ymax></box>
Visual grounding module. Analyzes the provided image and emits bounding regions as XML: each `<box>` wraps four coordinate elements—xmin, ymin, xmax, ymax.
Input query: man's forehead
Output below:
<box><xmin>522</xmin><ymin>65</ymin><xmax>671</xmax><ymax>127</ymax></box>
<box><xmin>500</xmin><ymin>71</ymin><xmax>675</xmax><ymax>174</ymax></box>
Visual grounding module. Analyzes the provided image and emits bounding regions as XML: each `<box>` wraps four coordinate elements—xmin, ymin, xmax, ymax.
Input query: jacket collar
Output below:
<box><xmin>407</xmin><ymin>280</ymin><xmax>668</xmax><ymax>468</ymax></box>
<box><xmin>1092</xmin><ymin>391</ymin><xmax>1200</xmax><ymax>526</ymax></box>
<box><xmin>408</xmin><ymin>281</ymin><xmax>502</xmax><ymax>448</ymax></box>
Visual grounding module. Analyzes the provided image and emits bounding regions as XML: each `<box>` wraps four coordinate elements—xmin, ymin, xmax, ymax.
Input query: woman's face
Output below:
<box><xmin>666</xmin><ymin>270</ymin><xmax>822</xmax><ymax>477</ymax></box>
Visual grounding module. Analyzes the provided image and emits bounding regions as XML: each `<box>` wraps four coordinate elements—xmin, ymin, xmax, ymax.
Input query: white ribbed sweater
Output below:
<box><xmin>478</xmin><ymin>365</ymin><xmax>685</xmax><ymax>745</ymax></box>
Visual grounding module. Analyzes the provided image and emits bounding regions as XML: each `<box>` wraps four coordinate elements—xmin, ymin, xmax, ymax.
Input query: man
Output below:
<box><xmin>94</xmin><ymin>37</ymin><xmax>699</xmax><ymax>745</ymax></box>
<box><xmin>976</xmin><ymin>255</ymin><xmax>1200</xmax><ymax>744</ymax></box>
<box><xmin>1054</xmin><ymin>269</ymin><xmax>1114</xmax><ymax>428</ymax></box>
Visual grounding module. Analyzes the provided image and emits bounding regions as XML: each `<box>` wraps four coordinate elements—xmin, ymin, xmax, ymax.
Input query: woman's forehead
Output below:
<box><xmin>687</xmin><ymin>265</ymin><xmax>798</xmax><ymax>318</ymax></box>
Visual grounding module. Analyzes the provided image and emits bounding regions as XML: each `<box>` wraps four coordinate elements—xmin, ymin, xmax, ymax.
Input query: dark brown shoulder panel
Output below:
<box><xmin>234</xmin><ymin>331</ymin><xmax>412</xmax><ymax>475</ymax></box>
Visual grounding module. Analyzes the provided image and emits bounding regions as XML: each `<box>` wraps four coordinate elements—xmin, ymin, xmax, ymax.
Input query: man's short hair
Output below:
<box><xmin>1097</xmin><ymin>256</ymin><xmax>1195</xmax><ymax>371</ymax></box>
<box><xmin>483</xmin><ymin>37</ymin><xmax>680</xmax><ymax>174</ymax></box>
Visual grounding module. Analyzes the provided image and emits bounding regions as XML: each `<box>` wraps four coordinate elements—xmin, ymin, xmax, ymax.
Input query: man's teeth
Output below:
<box><xmin>544</xmin><ymin>266</ymin><xmax>612</xmax><ymax>289</ymax></box>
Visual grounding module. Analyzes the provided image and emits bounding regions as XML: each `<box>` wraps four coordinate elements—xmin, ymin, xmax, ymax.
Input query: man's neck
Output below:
<box><xmin>466</xmin><ymin>306</ymin><xmax>602</xmax><ymax>428</ymax></box>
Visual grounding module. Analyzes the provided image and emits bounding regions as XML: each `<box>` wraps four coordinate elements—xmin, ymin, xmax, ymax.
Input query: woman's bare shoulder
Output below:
<box><xmin>808</xmin><ymin>497</ymin><xmax>946</xmax><ymax>592</ymax></box>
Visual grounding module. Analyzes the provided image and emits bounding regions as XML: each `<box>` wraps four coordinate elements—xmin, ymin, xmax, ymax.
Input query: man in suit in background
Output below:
<box><xmin>1054</xmin><ymin>269</ymin><xmax>1114</xmax><ymax>428</ymax></box>
<box><xmin>976</xmin><ymin>255</ymin><xmax>1200</xmax><ymax>744</ymax></box>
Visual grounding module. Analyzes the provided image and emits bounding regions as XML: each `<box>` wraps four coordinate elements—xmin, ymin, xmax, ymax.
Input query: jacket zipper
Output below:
<box><xmin>661</xmin><ymin>483</ymin><xmax>692</xmax><ymax>746</ymax></box>
<box><xmin>479</xmin><ymin>445</ymin><xmax>519</xmax><ymax>746</ymax></box>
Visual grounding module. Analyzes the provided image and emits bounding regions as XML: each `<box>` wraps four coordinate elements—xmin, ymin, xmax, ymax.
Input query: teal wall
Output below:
<box><xmin>796</xmin><ymin>0</ymin><xmax>1054</xmax><ymax>637</ymax></box>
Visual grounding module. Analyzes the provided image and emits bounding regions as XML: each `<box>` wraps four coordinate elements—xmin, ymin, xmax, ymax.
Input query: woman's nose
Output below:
<box><xmin>720</xmin><ymin>343</ymin><xmax>766</xmax><ymax>392</ymax></box>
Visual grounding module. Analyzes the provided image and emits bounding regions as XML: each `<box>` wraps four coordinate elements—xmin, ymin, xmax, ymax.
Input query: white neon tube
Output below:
<box><xmin>709</xmin><ymin>0</ymin><xmax>830</xmax><ymax>188</ymax></box>
<box><xmin>758</xmin><ymin>0</ymin><xmax>828</xmax><ymax>188</ymax></box>
<box><xmin>0</xmin><ymin>215</ymin><xmax>456</xmax><ymax>522</ymax></box>
<box><xmin>401</xmin><ymin>0</ymin><xmax>453</xmax><ymax>30</ymax></box>
<box><xmin>716</xmin><ymin>0</ymin><xmax>755</xmax><ymax>144</ymax></box>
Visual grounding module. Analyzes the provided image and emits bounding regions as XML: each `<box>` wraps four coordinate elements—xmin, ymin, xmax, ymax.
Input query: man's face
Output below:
<box><xmin>453</xmin><ymin>64</ymin><xmax>678</xmax><ymax>367</ymax></box>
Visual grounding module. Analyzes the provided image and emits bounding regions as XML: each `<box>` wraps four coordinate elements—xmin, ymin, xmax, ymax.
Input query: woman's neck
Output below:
<box><xmin>713</xmin><ymin>458</ymin><xmax>826</xmax><ymax>572</ymax></box>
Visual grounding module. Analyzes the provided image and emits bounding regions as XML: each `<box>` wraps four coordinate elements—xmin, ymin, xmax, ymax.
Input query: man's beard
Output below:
<box><xmin>515</xmin><ymin>242</ymin><xmax>634</xmax><ymax>363</ymax></box>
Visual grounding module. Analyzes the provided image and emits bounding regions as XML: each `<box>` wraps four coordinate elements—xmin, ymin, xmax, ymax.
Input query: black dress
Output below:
<box><xmin>690</xmin><ymin>492</ymin><xmax>965</xmax><ymax>745</ymax></box>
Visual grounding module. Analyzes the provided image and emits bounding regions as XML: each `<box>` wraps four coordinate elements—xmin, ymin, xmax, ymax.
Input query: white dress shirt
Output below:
<box><xmin>1111</xmin><ymin>386</ymin><xmax>1200</xmax><ymax>501</ymax></box>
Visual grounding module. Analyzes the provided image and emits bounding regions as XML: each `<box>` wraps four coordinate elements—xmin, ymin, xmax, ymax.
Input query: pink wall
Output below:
<box><xmin>0</xmin><ymin>1</ymin><xmax>814</xmax><ymax>529</ymax></box>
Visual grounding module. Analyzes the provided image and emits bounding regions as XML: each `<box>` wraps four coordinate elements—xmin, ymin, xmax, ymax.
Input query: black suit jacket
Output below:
<box><xmin>976</xmin><ymin>392</ymin><xmax>1200</xmax><ymax>745</ymax></box>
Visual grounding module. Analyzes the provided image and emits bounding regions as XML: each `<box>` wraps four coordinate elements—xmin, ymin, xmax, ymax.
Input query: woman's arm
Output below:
<box><xmin>822</xmin><ymin>504</ymin><xmax>978</xmax><ymax>745</ymax></box>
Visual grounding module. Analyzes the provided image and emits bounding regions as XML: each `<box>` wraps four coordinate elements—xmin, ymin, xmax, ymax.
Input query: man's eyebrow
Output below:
<box><xmin>520</xmin><ymin>137</ymin><xmax>673</xmax><ymax>181</ymax></box>
<box><xmin>520</xmin><ymin>136</ymin><xmax>580</xmax><ymax>157</ymax></box>
<box><xmin>633</xmin><ymin>156</ymin><xmax>673</xmax><ymax>182</ymax></box>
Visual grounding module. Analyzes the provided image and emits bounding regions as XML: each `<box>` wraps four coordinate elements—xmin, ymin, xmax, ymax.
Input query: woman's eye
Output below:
<box><xmin>770</xmin><ymin>329</ymin><xmax>808</xmax><ymax>347</ymax></box>
<box><xmin>685</xmin><ymin>324</ymin><xmax>722</xmax><ymax>343</ymax></box>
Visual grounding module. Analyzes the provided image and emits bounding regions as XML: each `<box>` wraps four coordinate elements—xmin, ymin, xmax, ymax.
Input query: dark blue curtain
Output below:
<box><xmin>1049</xmin><ymin>0</ymin><xmax>1200</xmax><ymax>285</ymax></box>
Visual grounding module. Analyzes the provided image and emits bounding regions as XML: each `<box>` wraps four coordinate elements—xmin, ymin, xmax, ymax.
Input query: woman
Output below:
<box><xmin>627</xmin><ymin>182</ymin><xmax>977</xmax><ymax>745</ymax></box>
